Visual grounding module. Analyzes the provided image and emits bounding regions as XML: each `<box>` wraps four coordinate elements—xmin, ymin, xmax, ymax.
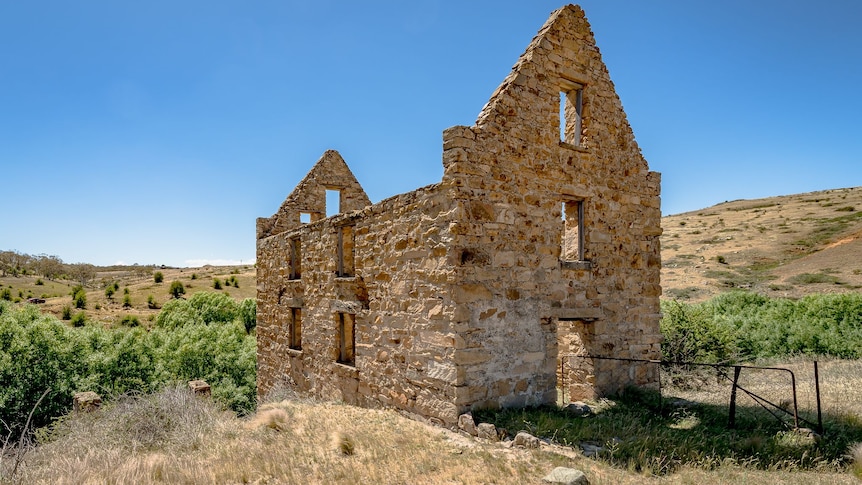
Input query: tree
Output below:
<box><xmin>154</xmin><ymin>272</ymin><xmax>164</xmax><ymax>284</ymax></box>
<box><xmin>34</xmin><ymin>254</ymin><xmax>64</xmax><ymax>280</ymax></box>
<box><xmin>169</xmin><ymin>281</ymin><xmax>186</xmax><ymax>299</ymax></box>
<box><xmin>68</xmin><ymin>263</ymin><xmax>96</xmax><ymax>286</ymax></box>
<box><xmin>105</xmin><ymin>285</ymin><xmax>116</xmax><ymax>300</ymax></box>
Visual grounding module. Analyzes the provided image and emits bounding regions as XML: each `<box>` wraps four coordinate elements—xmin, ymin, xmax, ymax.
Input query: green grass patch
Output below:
<box><xmin>788</xmin><ymin>273</ymin><xmax>844</xmax><ymax>285</ymax></box>
<box><xmin>475</xmin><ymin>387</ymin><xmax>862</xmax><ymax>475</ymax></box>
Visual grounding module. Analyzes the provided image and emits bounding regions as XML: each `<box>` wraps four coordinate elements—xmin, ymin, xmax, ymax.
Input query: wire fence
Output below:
<box><xmin>560</xmin><ymin>355</ymin><xmax>825</xmax><ymax>433</ymax></box>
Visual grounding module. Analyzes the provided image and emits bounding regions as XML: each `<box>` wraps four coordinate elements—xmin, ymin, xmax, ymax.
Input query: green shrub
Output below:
<box><xmin>71</xmin><ymin>285</ymin><xmax>86</xmax><ymax>309</ymax></box>
<box><xmin>35</xmin><ymin>278</ymin><xmax>44</xmax><ymax>285</ymax></box>
<box><xmin>119</xmin><ymin>315</ymin><xmax>140</xmax><ymax>327</ymax></box>
<box><xmin>190</xmin><ymin>273</ymin><xmax>198</xmax><ymax>280</ymax></box>
<box><xmin>0</xmin><ymin>295</ymin><xmax>257</xmax><ymax>440</ymax></box>
<box><xmin>662</xmin><ymin>292</ymin><xmax>862</xmax><ymax>361</ymax></box>
<box><xmin>788</xmin><ymin>272</ymin><xmax>842</xmax><ymax>285</ymax></box>
<box><xmin>147</xmin><ymin>295</ymin><xmax>159</xmax><ymax>309</ymax></box>
<box><xmin>153</xmin><ymin>272</ymin><xmax>164</xmax><ymax>284</ymax></box>
<box><xmin>660</xmin><ymin>300</ymin><xmax>736</xmax><ymax>364</ymax></box>
<box><xmin>71</xmin><ymin>312</ymin><xmax>87</xmax><ymax>327</ymax></box>
<box><xmin>105</xmin><ymin>285</ymin><xmax>115</xmax><ymax>300</ymax></box>
<box><xmin>169</xmin><ymin>281</ymin><xmax>185</xmax><ymax>299</ymax></box>
<box><xmin>213</xmin><ymin>278</ymin><xmax>222</xmax><ymax>290</ymax></box>
<box><xmin>123</xmin><ymin>294</ymin><xmax>132</xmax><ymax>308</ymax></box>
<box><xmin>0</xmin><ymin>288</ymin><xmax>10</xmax><ymax>301</ymax></box>
<box><xmin>239</xmin><ymin>298</ymin><xmax>256</xmax><ymax>333</ymax></box>
<box><xmin>61</xmin><ymin>305</ymin><xmax>72</xmax><ymax>320</ymax></box>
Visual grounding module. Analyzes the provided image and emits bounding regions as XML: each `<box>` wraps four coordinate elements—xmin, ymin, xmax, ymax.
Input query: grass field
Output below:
<box><xmin>0</xmin><ymin>264</ymin><xmax>255</xmax><ymax>326</ymax></box>
<box><xmin>4</xmin><ymin>360</ymin><xmax>861</xmax><ymax>484</ymax></box>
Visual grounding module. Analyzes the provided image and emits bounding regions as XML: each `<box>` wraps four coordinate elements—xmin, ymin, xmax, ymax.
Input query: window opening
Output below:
<box><xmin>326</xmin><ymin>189</ymin><xmax>341</xmax><ymax>217</ymax></box>
<box><xmin>289</xmin><ymin>237</ymin><xmax>301</xmax><ymax>280</ymax></box>
<box><xmin>562</xmin><ymin>200</ymin><xmax>585</xmax><ymax>261</ymax></box>
<box><xmin>289</xmin><ymin>307</ymin><xmax>302</xmax><ymax>350</ymax></box>
<box><xmin>337</xmin><ymin>312</ymin><xmax>355</xmax><ymax>366</ymax></box>
<box><xmin>336</xmin><ymin>225</ymin><xmax>355</xmax><ymax>277</ymax></box>
<box><xmin>560</xmin><ymin>85</ymin><xmax>583</xmax><ymax>146</ymax></box>
<box><xmin>299</xmin><ymin>212</ymin><xmax>312</xmax><ymax>224</ymax></box>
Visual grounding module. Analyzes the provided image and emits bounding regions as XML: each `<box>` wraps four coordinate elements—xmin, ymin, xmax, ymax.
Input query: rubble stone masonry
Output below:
<box><xmin>256</xmin><ymin>4</ymin><xmax>662</xmax><ymax>426</ymax></box>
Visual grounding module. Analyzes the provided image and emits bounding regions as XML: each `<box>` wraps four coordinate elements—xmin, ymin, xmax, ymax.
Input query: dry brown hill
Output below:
<box><xmin>661</xmin><ymin>186</ymin><xmax>862</xmax><ymax>301</ymax></box>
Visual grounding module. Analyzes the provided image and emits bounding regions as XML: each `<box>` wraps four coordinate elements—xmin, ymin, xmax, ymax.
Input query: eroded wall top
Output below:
<box><xmin>257</xmin><ymin>150</ymin><xmax>372</xmax><ymax>239</ymax></box>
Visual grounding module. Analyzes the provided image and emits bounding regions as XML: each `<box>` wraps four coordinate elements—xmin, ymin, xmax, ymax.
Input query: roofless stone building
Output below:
<box><xmin>256</xmin><ymin>4</ymin><xmax>662</xmax><ymax>426</ymax></box>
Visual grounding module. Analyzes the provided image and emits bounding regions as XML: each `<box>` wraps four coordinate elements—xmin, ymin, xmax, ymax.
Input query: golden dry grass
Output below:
<box><xmin>8</xmin><ymin>381</ymin><xmax>861</xmax><ymax>485</ymax></box>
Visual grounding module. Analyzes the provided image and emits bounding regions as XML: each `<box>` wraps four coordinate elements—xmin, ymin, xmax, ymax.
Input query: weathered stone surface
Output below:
<box><xmin>563</xmin><ymin>401</ymin><xmax>591</xmax><ymax>416</ymax></box>
<box><xmin>72</xmin><ymin>391</ymin><xmax>101</xmax><ymax>413</ymax></box>
<box><xmin>188</xmin><ymin>379</ymin><xmax>211</xmax><ymax>396</ymax></box>
<box><xmin>513</xmin><ymin>431</ymin><xmax>540</xmax><ymax>449</ymax></box>
<box><xmin>256</xmin><ymin>4</ymin><xmax>661</xmax><ymax>427</ymax></box>
<box><xmin>542</xmin><ymin>467</ymin><xmax>589</xmax><ymax>485</ymax></box>
<box><xmin>458</xmin><ymin>413</ymin><xmax>478</xmax><ymax>436</ymax></box>
<box><xmin>477</xmin><ymin>422</ymin><xmax>499</xmax><ymax>441</ymax></box>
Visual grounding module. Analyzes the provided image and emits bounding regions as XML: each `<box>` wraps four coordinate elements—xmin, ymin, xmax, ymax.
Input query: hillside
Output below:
<box><xmin>0</xmin><ymin>265</ymin><xmax>256</xmax><ymax>325</ymax></box>
<box><xmin>661</xmin><ymin>186</ymin><xmax>862</xmax><ymax>301</ymax></box>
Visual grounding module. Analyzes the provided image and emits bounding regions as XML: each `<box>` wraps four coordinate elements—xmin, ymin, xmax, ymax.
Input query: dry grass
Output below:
<box><xmin>662</xmin><ymin>186</ymin><xmax>862</xmax><ymax>301</ymax></box>
<box><xmin>7</xmin><ymin>376</ymin><xmax>862</xmax><ymax>485</ymax></box>
<box><xmin>849</xmin><ymin>442</ymin><xmax>862</xmax><ymax>479</ymax></box>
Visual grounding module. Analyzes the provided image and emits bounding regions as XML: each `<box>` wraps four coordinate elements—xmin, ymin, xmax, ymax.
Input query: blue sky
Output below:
<box><xmin>1</xmin><ymin>1</ymin><xmax>860</xmax><ymax>267</ymax></box>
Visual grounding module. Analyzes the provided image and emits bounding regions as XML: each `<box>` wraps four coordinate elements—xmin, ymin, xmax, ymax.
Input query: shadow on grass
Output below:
<box><xmin>474</xmin><ymin>387</ymin><xmax>862</xmax><ymax>475</ymax></box>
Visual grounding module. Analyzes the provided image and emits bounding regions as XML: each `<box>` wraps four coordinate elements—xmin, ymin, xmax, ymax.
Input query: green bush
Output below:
<box><xmin>35</xmin><ymin>278</ymin><xmax>44</xmax><ymax>286</ymax></box>
<box><xmin>0</xmin><ymin>294</ymin><xmax>257</xmax><ymax>440</ymax></box>
<box><xmin>169</xmin><ymin>281</ymin><xmax>185</xmax><ymax>299</ymax></box>
<box><xmin>119</xmin><ymin>315</ymin><xmax>140</xmax><ymax>327</ymax></box>
<box><xmin>154</xmin><ymin>272</ymin><xmax>164</xmax><ymax>284</ymax></box>
<box><xmin>662</xmin><ymin>292</ymin><xmax>862</xmax><ymax>361</ymax></box>
<box><xmin>213</xmin><ymin>278</ymin><xmax>222</xmax><ymax>290</ymax></box>
<box><xmin>122</xmin><ymin>294</ymin><xmax>132</xmax><ymax>308</ymax></box>
<box><xmin>147</xmin><ymin>295</ymin><xmax>159</xmax><ymax>309</ymax></box>
<box><xmin>0</xmin><ymin>288</ymin><xmax>10</xmax><ymax>301</ymax></box>
<box><xmin>71</xmin><ymin>312</ymin><xmax>87</xmax><ymax>327</ymax></box>
<box><xmin>61</xmin><ymin>305</ymin><xmax>72</xmax><ymax>320</ymax></box>
<box><xmin>105</xmin><ymin>285</ymin><xmax>115</xmax><ymax>300</ymax></box>
<box><xmin>660</xmin><ymin>300</ymin><xmax>736</xmax><ymax>364</ymax></box>
<box><xmin>71</xmin><ymin>285</ymin><xmax>86</xmax><ymax>309</ymax></box>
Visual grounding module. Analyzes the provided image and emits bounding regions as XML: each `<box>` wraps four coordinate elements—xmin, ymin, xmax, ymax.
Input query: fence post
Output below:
<box><xmin>728</xmin><ymin>366</ymin><xmax>742</xmax><ymax>428</ymax></box>
<box><xmin>814</xmin><ymin>361</ymin><xmax>823</xmax><ymax>434</ymax></box>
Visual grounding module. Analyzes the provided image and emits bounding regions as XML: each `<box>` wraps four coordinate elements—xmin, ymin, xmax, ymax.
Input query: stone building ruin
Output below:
<box><xmin>256</xmin><ymin>4</ymin><xmax>662</xmax><ymax>426</ymax></box>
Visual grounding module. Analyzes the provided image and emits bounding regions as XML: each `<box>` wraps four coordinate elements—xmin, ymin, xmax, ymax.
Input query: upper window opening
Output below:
<box><xmin>289</xmin><ymin>237</ymin><xmax>301</xmax><ymax>280</ymax></box>
<box><xmin>326</xmin><ymin>189</ymin><xmax>341</xmax><ymax>217</ymax></box>
<box><xmin>299</xmin><ymin>212</ymin><xmax>312</xmax><ymax>224</ymax></box>
<box><xmin>336</xmin><ymin>225</ymin><xmax>355</xmax><ymax>277</ymax></box>
<box><xmin>562</xmin><ymin>200</ymin><xmax>585</xmax><ymax>262</ymax></box>
<box><xmin>560</xmin><ymin>84</ymin><xmax>584</xmax><ymax>146</ymax></box>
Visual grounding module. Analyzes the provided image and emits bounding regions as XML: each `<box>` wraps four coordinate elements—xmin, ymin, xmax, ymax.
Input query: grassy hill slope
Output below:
<box><xmin>661</xmin><ymin>186</ymin><xmax>862</xmax><ymax>301</ymax></box>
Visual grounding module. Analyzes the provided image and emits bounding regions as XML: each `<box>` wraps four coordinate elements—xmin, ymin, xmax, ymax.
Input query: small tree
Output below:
<box><xmin>154</xmin><ymin>271</ymin><xmax>164</xmax><ymax>284</ymax></box>
<box><xmin>213</xmin><ymin>278</ymin><xmax>222</xmax><ymax>290</ymax></box>
<box><xmin>105</xmin><ymin>285</ymin><xmax>116</xmax><ymax>300</ymax></box>
<box><xmin>122</xmin><ymin>294</ymin><xmax>132</xmax><ymax>308</ymax></box>
<box><xmin>169</xmin><ymin>281</ymin><xmax>186</xmax><ymax>299</ymax></box>
<box><xmin>71</xmin><ymin>286</ymin><xmax>87</xmax><ymax>309</ymax></box>
<box><xmin>71</xmin><ymin>312</ymin><xmax>87</xmax><ymax>327</ymax></box>
<box><xmin>147</xmin><ymin>294</ymin><xmax>159</xmax><ymax>309</ymax></box>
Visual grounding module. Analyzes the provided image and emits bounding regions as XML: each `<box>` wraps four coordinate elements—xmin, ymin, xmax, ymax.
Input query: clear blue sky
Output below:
<box><xmin>1</xmin><ymin>1</ymin><xmax>860</xmax><ymax>267</ymax></box>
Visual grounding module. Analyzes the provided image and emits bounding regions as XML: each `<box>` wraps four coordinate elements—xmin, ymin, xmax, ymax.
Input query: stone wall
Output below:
<box><xmin>256</xmin><ymin>4</ymin><xmax>662</xmax><ymax>426</ymax></box>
